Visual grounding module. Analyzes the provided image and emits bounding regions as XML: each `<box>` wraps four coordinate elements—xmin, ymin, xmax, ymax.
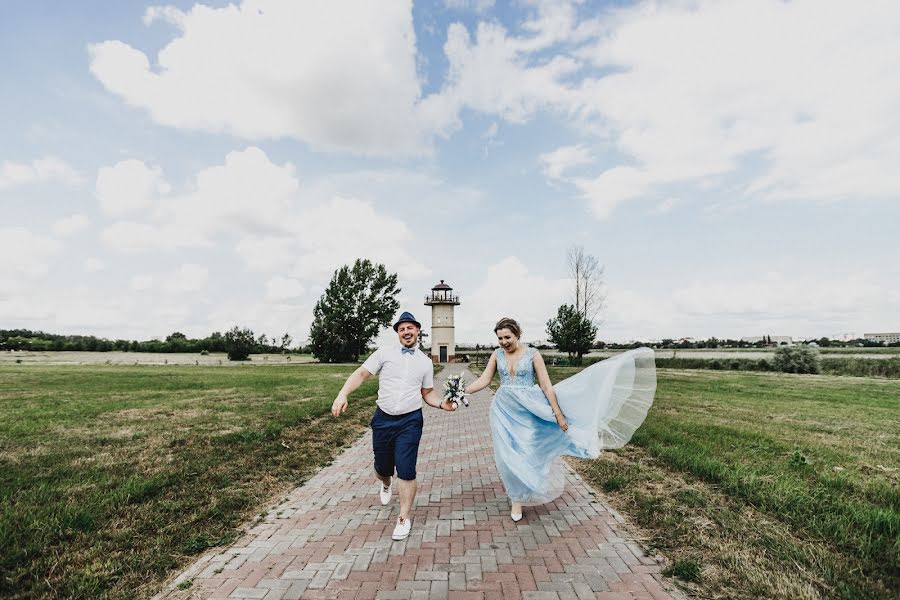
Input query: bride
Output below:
<box><xmin>464</xmin><ymin>317</ymin><xmax>657</xmax><ymax>521</ymax></box>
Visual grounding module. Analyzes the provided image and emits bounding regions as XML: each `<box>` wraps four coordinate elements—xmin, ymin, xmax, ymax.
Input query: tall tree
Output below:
<box><xmin>280</xmin><ymin>332</ymin><xmax>293</xmax><ymax>352</ymax></box>
<box><xmin>546</xmin><ymin>304</ymin><xmax>597</xmax><ymax>363</ymax></box>
<box><xmin>566</xmin><ymin>245</ymin><xmax>605</xmax><ymax>324</ymax></box>
<box><xmin>309</xmin><ymin>259</ymin><xmax>400</xmax><ymax>363</ymax></box>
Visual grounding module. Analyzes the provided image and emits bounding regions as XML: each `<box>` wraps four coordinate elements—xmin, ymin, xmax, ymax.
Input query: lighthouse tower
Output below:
<box><xmin>425</xmin><ymin>280</ymin><xmax>460</xmax><ymax>363</ymax></box>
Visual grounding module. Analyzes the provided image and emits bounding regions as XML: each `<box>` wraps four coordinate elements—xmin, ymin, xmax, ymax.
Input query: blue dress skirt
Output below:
<box><xmin>490</xmin><ymin>347</ymin><xmax>656</xmax><ymax>505</ymax></box>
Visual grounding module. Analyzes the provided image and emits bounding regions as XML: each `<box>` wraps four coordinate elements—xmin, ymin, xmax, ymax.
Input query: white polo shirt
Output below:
<box><xmin>362</xmin><ymin>345</ymin><xmax>434</xmax><ymax>415</ymax></box>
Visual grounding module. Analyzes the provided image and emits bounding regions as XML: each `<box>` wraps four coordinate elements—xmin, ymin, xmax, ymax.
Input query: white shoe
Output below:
<box><xmin>378</xmin><ymin>480</ymin><xmax>392</xmax><ymax>506</ymax></box>
<box><xmin>511</xmin><ymin>511</ymin><xmax>523</xmax><ymax>522</ymax></box>
<box><xmin>391</xmin><ymin>516</ymin><xmax>412</xmax><ymax>540</ymax></box>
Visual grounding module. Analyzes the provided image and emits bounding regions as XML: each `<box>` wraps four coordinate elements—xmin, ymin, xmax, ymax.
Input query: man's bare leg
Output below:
<box><xmin>398</xmin><ymin>478</ymin><xmax>416</xmax><ymax>519</ymax></box>
<box><xmin>375</xmin><ymin>471</ymin><xmax>392</xmax><ymax>487</ymax></box>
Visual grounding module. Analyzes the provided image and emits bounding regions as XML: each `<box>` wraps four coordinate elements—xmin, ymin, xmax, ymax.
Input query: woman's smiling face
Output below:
<box><xmin>496</xmin><ymin>328</ymin><xmax>519</xmax><ymax>352</ymax></box>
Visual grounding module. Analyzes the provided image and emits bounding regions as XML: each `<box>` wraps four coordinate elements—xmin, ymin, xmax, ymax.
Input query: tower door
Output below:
<box><xmin>439</xmin><ymin>345</ymin><xmax>448</xmax><ymax>363</ymax></box>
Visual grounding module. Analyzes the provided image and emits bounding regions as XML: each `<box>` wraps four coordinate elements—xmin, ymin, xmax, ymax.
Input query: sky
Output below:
<box><xmin>2</xmin><ymin>0</ymin><xmax>899</xmax><ymax>346</ymax></box>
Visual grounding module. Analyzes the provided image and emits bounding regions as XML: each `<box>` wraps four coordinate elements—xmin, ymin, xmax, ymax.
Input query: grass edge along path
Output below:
<box><xmin>557</xmin><ymin>367</ymin><xmax>898</xmax><ymax>600</ymax></box>
<box><xmin>0</xmin><ymin>363</ymin><xmax>383</xmax><ymax>599</ymax></box>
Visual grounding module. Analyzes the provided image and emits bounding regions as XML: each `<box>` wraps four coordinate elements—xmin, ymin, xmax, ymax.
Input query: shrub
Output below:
<box><xmin>224</xmin><ymin>326</ymin><xmax>255</xmax><ymax>361</ymax></box>
<box><xmin>772</xmin><ymin>345</ymin><xmax>820</xmax><ymax>374</ymax></box>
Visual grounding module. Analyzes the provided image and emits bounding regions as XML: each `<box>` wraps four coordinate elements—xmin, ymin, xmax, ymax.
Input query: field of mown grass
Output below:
<box><xmin>548</xmin><ymin>368</ymin><xmax>899</xmax><ymax>599</ymax></box>
<box><xmin>0</xmin><ymin>363</ymin><xmax>379</xmax><ymax>599</ymax></box>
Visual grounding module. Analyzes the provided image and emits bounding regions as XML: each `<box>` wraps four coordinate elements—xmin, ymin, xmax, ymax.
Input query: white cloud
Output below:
<box><xmin>130</xmin><ymin>274</ymin><xmax>154</xmax><ymax>291</ymax></box>
<box><xmin>572</xmin><ymin>0</ymin><xmax>900</xmax><ymax>208</ymax></box>
<box><xmin>89</xmin><ymin>1</ymin><xmax>454</xmax><ymax>156</ymax></box>
<box><xmin>101</xmin><ymin>221</ymin><xmax>202</xmax><ymax>253</ymax></box>
<box><xmin>438</xmin><ymin>20</ymin><xmax>580</xmax><ymax>124</ymax></box>
<box><xmin>0</xmin><ymin>227</ymin><xmax>62</xmax><ymax>278</ymax></box>
<box><xmin>290</xmin><ymin>196</ymin><xmax>431</xmax><ymax>282</ymax></box>
<box><xmin>647</xmin><ymin>197</ymin><xmax>678</xmax><ymax>216</ymax></box>
<box><xmin>235</xmin><ymin>236</ymin><xmax>296</xmax><ymax>273</ymax></box>
<box><xmin>51</xmin><ymin>214</ymin><xmax>91</xmax><ymax>237</ymax></box>
<box><xmin>96</xmin><ymin>159</ymin><xmax>168</xmax><ymax>217</ymax></box>
<box><xmin>265</xmin><ymin>276</ymin><xmax>305</xmax><ymax>301</ymax></box>
<box><xmin>574</xmin><ymin>166</ymin><xmax>653</xmax><ymax>218</ymax></box>
<box><xmin>205</xmin><ymin>299</ymin><xmax>309</xmax><ymax>343</ymax></box>
<box><xmin>481</xmin><ymin>122</ymin><xmax>502</xmax><ymax>156</ymax></box>
<box><xmin>161</xmin><ymin>147</ymin><xmax>299</xmax><ymax>238</ymax></box>
<box><xmin>84</xmin><ymin>258</ymin><xmax>105</xmax><ymax>272</ymax></box>
<box><xmin>539</xmin><ymin>144</ymin><xmax>593</xmax><ymax>180</ymax></box>
<box><xmin>600</xmin><ymin>269</ymin><xmax>900</xmax><ymax>341</ymax></box>
<box><xmin>0</xmin><ymin>157</ymin><xmax>83</xmax><ymax>189</ymax></box>
<box><xmin>459</xmin><ymin>256</ymin><xmax>567</xmax><ymax>343</ymax></box>
<box><xmin>101</xmin><ymin>147</ymin><xmax>296</xmax><ymax>252</ymax></box>
<box><xmin>162</xmin><ymin>263</ymin><xmax>209</xmax><ymax>294</ymax></box>
<box><xmin>444</xmin><ymin>0</ymin><xmax>495</xmax><ymax>14</ymax></box>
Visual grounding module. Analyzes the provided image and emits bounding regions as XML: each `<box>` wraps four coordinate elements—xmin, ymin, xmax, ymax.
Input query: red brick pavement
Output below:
<box><xmin>155</xmin><ymin>365</ymin><xmax>683</xmax><ymax>600</ymax></box>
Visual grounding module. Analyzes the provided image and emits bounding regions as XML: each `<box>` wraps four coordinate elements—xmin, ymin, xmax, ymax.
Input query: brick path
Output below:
<box><xmin>157</xmin><ymin>364</ymin><xmax>682</xmax><ymax>600</ymax></box>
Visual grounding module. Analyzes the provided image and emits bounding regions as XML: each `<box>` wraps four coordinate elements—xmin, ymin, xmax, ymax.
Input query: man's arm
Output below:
<box><xmin>331</xmin><ymin>366</ymin><xmax>373</xmax><ymax>417</ymax></box>
<box><xmin>422</xmin><ymin>387</ymin><xmax>455</xmax><ymax>411</ymax></box>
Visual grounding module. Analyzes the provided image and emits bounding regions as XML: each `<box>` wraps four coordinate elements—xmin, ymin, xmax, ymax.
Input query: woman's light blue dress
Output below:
<box><xmin>490</xmin><ymin>347</ymin><xmax>657</xmax><ymax>505</ymax></box>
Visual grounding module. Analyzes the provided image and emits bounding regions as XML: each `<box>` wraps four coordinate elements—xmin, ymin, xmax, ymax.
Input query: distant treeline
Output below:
<box><xmin>603</xmin><ymin>337</ymin><xmax>897</xmax><ymax>349</ymax></box>
<box><xmin>460</xmin><ymin>335</ymin><xmax>896</xmax><ymax>353</ymax></box>
<box><xmin>0</xmin><ymin>329</ymin><xmax>299</xmax><ymax>354</ymax></box>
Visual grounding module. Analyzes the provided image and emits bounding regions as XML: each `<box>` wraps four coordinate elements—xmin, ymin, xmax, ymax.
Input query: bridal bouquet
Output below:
<box><xmin>443</xmin><ymin>374</ymin><xmax>468</xmax><ymax>409</ymax></box>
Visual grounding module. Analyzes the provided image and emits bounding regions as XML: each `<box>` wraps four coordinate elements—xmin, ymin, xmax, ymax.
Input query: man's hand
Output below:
<box><xmin>440</xmin><ymin>398</ymin><xmax>458</xmax><ymax>411</ymax></box>
<box><xmin>331</xmin><ymin>395</ymin><xmax>348</xmax><ymax>417</ymax></box>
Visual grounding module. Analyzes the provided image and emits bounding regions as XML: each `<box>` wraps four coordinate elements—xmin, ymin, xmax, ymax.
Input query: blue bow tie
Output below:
<box><xmin>401</xmin><ymin>347</ymin><xmax>415</xmax><ymax>355</ymax></box>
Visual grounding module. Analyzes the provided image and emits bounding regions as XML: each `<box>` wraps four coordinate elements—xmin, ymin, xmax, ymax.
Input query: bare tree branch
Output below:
<box><xmin>566</xmin><ymin>245</ymin><xmax>605</xmax><ymax>324</ymax></box>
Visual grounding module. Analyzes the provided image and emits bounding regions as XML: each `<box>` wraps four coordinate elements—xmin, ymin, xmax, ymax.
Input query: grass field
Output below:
<box><xmin>546</xmin><ymin>368</ymin><xmax>899</xmax><ymax>599</ymax></box>
<box><xmin>0</xmin><ymin>363</ymin><xmax>379</xmax><ymax>599</ymax></box>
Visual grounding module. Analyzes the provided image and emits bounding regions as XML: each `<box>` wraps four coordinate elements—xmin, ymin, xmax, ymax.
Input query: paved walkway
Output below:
<box><xmin>157</xmin><ymin>364</ymin><xmax>681</xmax><ymax>600</ymax></box>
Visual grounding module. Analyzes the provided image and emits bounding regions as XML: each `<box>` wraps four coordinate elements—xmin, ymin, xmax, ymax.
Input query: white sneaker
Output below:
<box><xmin>391</xmin><ymin>516</ymin><xmax>412</xmax><ymax>541</ymax></box>
<box><xmin>378</xmin><ymin>480</ymin><xmax>392</xmax><ymax>505</ymax></box>
<box><xmin>510</xmin><ymin>511</ymin><xmax>523</xmax><ymax>522</ymax></box>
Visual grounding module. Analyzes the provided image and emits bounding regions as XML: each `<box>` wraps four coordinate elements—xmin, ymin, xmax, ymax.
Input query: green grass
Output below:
<box><xmin>0</xmin><ymin>363</ymin><xmax>379</xmax><ymax>599</ymax></box>
<box><xmin>547</xmin><ymin>367</ymin><xmax>900</xmax><ymax>599</ymax></box>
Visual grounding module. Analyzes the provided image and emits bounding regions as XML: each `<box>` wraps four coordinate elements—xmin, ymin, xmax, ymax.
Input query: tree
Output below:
<box><xmin>280</xmin><ymin>333</ymin><xmax>293</xmax><ymax>353</ymax></box>
<box><xmin>546</xmin><ymin>304</ymin><xmax>597</xmax><ymax>363</ymax></box>
<box><xmin>309</xmin><ymin>259</ymin><xmax>400</xmax><ymax>363</ymax></box>
<box><xmin>224</xmin><ymin>326</ymin><xmax>256</xmax><ymax>361</ymax></box>
<box><xmin>567</xmin><ymin>245</ymin><xmax>605</xmax><ymax>324</ymax></box>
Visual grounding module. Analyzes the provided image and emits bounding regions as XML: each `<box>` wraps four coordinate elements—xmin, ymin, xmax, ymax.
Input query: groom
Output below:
<box><xmin>331</xmin><ymin>311</ymin><xmax>456</xmax><ymax>541</ymax></box>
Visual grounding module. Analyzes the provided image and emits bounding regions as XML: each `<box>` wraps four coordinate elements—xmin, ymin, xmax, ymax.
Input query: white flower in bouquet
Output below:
<box><xmin>443</xmin><ymin>374</ymin><xmax>468</xmax><ymax>408</ymax></box>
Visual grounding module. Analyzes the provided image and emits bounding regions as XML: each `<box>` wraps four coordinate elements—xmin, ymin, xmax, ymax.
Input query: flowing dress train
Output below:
<box><xmin>489</xmin><ymin>347</ymin><xmax>657</xmax><ymax>505</ymax></box>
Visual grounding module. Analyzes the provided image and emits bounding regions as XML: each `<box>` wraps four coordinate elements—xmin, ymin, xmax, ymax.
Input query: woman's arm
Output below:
<box><xmin>463</xmin><ymin>352</ymin><xmax>498</xmax><ymax>395</ymax></box>
<box><xmin>533</xmin><ymin>351</ymin><xmax>568</xmax><ymax>431</ymax></box>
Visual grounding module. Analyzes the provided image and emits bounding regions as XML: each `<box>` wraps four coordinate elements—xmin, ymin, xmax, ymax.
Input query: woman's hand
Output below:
<box><xmin>555</xmin><ymin>411</ymin><xmax>568</xmax><ymax>432</ymax></box>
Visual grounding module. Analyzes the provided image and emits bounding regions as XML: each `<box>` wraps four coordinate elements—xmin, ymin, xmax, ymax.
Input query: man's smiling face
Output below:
<box><xmin>397</xmin><ymin>322</ymin><xmax>419</xmax><ymax>348</ymax></box>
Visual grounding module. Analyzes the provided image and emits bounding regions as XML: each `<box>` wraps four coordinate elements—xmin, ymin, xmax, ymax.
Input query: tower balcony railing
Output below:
<box><xmin>424</xmin><ymin>294</ymin><xmax>460</xmax><ymax>304</ymax></box>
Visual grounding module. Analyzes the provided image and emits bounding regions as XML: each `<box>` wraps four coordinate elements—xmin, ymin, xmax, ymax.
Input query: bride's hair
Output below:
<box><xmin>494</xmin><ymin>317</ymin><xmax>522</xmax><ymax>338</ymax></box>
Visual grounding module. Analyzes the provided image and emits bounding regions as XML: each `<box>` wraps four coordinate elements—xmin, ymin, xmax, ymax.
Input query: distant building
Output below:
<box><xmin>741</xmin><ymin>336</ymin><xmax>793</xmax><ymax>345</ymax></box>
<box><xmin>864</xmin><ymin>332</ymin><xmax>900</xmax><ymax>344</ymax></box>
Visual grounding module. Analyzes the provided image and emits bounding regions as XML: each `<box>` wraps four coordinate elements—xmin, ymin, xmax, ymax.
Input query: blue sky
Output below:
<box><xmin>2</xmin><ymin>0</ymin><xmax>898</xmax><ymax>345</ymax></box>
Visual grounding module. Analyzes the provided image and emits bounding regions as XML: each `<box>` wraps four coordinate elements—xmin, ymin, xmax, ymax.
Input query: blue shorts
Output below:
<box><xmin>371</xmin><ymin>407</ymin><xmax>423</xmax><ymax>481</ymax></box>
